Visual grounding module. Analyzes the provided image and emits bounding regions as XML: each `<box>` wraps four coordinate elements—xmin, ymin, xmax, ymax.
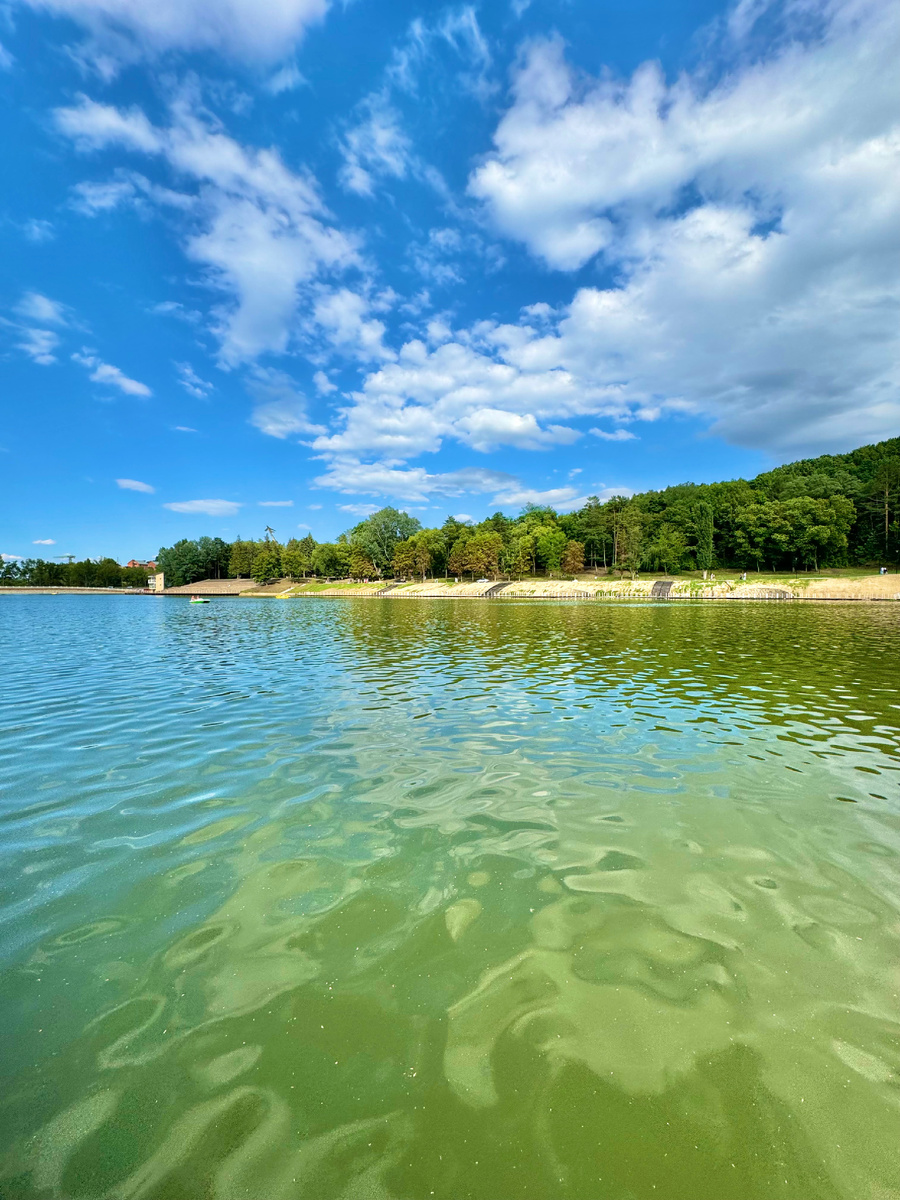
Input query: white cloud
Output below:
<box><xmin>246</xmin><ymin>367</ymin><xmax>323</xmax><ymax>438</ymax></box>
<box><xmin>591</xmin><ymin>427</ymin><xmax>637</xmax><ymax>442</ymax></box>
<box><xmin>339</xmin><ymin>94</ymin><xmax>412</xmax><ymax>197</ymax></box>
<box><xmin>21</xmin><ymin>0</ymin><xmax>329</xmax><ymax>64</ymax></box>
<box><xmin>174</xmin><ymin>425</ymin><xmax>198</xmax><ymax>432</ymax></box>
<box><xmin>2</xmin><ymin>553</ymin><xmax>24</xmax><ymax>561</ymax></box>
<box><xmin>56</xmin><ymin>94</ymin><xmax>358</xmax><ymax>366</ymax></box>
<box><xmin>265</xmin><ymin>63</ymin><xmax>307</xmax><ymax>94</ymax></box>
<box><xmin>314</xmin><ymin>459</ymin><xmax>521</xmax><ymax>502</ymax></box>
<box><xmin>56</xmin><ymin>97</ymin><xmax>162</xmax><ymax>153</ymax></box>
<box><xmin>164</xmin><ymin>498</ymin><xmax>242</xmax><ymax>515</ymax></box>
<box><xmin>312</xmin><ymin>332</ymin><xmax>618</xmax><ymax>460</ymax></box>
<box><xmin>10</xmin><ymin>292</ymin><xmax>69</xmax><ymax>364</ymax></box>
<box><xmin>17</xmin><ymin>328</ymin><xmax>59</xmax><ymax>364</ymax></box>
<box><xmin>33</xmin><ymin>539</ymin><xmax>56</xmax><ymax>545</ymax></box>
<box><xmin>73</xmin><ymin>349</ymin><xmax>151</xmax><ymax>395</ymax></box>
<box><xmin>258</xmin><ymin>500</ymin><xmax>293</xmax><ymax>507</ymax></box>
<box><xmin>455</xmin><ymin>408</ymin><xmax>579</xmax><ymax>452</ymax></box>
<box><xmin>152</xmin><ymin>300</ymin><xmax>201</xmax><ymax>324</ymax></box>
<box><xmin>313</xmin><ymin>370</ymin><xmax>337</xmax><ymax>394</ymax></box>
<box><xmin>313</xmin><ymin>288</ymin><xmax>393</xmax><ymax>362</ymax></box>
<box><xmin>71</xmin><ymin>177</ymin><xmax>139</xmax><ymax>214</ymax></box>
<box><xmin>15</xmin><ymin>292</ymin><xmax>68</xmax><ymax>324</ymax></box>
<box><xmin>176</xmin><ymin>362</ymin><xmax>214</xmax><ymax>397</ymax></box>
<box><xmin>463</xmin><ymin>1</ymin><xmax>900</xmax><ymax>453</ymax></box>
<box><xmin>313</xmin><ymin>460</ymin><xmax>593</xmax><ymax>510</ymax></box>
<box><xmin>22</xmin><ymin>219</ymin><xmax>55</xmax><ymax>242</ymax></box>
<box><xmin>116</xmin><ymin>478</ymin><xmax>155</xmax><ymax>492</ymax></box>
<box><xmin>338</xmin><ymin>503</ymin><xmax>380</xmax><ymax>516</ymax></box>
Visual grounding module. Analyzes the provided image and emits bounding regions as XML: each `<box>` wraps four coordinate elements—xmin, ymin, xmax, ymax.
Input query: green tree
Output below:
<box><xmin>350</xmin><ymin>508</ymin><xmax>422</xmax><ymax>573</ymax></box>
<box><xmin>252</xmin><ymin>545</ymin><xmax>282</xmax><ymax>584</ymax></box>
<box><xmin>281</xmin><ymin>539</ymin><xmax>305</xmax><ymax>579</ymax></box>
<box><xmin>464</xmin><ymin>532</ymin><xmax>503</xmax><ymax>579</ymax></box>
<box><xmin>391</xmin><ymin>539</ymin><xmax>417</xmax><ymax>579</ymax></box>
<box><xmin>561</xmin><ymin>540</ymin><xmax>585</xmax><ymax>576</ymax></box>
<box><xmin>618</xmin><ymin>508</ymin><xmax>645</xmax><ymax>578</ymax></box>
<box><xmin>648</xmin><ymin>525</ymin><xmax>687</xmax><ymax>575</ymax></box>
<box><xmin>312</xmin><ymin>543</ymin><xmax>351</xmax><ymax>578</ymax></box>
<box><xmin>447</xmin><ymin>536</ymin><xmax>470</xmax><ymax>578</ymax></box>
<box><xmin>693</xmin><ymin>503</ymin><xmax>714</xmax><ymax>571</ymax></box>
<box><xmin>228</xmin><ymin>539</ymin><xmax>256</xmax><ymax>578</ymax></box>
<box><xmin>348</xmin><ymin>546</ymin><xmax>378</xmax><ymax>578</ymax></box>
<box><xmin>157</xmin><ymin>540</ymin><xmax>205</xmax><ymax>587</ymax></box>
<box><xmin>866</xmin><ymin>457</ymin><xmax>900</xmax><ymax>557</ymax></box>
<box><xmin>536</xmin><ymin>527</ymin><xmax>567</xmax><ymax>575</ymax></box>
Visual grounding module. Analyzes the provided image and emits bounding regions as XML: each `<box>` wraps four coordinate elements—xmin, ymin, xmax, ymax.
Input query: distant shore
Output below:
<box><xmin>6</xmin><ymin>574</ymin><xmax>897</xmax><ymax>601</ymax></box>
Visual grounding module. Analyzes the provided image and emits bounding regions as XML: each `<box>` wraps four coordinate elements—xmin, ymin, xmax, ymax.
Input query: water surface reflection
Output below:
<box><xmin>0</xmin><ymin>597</ymin><xmax>898</xmax><ymax>1199</ymax></box>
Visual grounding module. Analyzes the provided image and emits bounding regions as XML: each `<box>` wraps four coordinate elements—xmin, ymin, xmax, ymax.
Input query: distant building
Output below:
<box><xmin>126</xmin><ymin>559</ymin><xmax>157</xmax><ymax>570</ymax></box>
<box><xmin>147</xmin><ymin>572</ymin><xmax>165</xmax><ymax>592</ymax></box>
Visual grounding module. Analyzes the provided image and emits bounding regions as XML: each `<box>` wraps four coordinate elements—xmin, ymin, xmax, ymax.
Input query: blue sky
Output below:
<box><xmin>1</xmin><ymin>0</ymin><xmax>898</xmax><ymax>562</ymax></box>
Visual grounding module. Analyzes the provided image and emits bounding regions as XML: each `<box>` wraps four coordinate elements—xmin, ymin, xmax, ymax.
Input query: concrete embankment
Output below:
<box><xmin>243</xmin><ymin>575</ymin><xmax>900</xmax><ymax>601</ymax></box>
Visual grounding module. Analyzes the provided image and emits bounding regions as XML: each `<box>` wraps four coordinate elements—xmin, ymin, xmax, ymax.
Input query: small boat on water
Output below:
<box><xmin>189</xmin><ymin>597</ymin><xmax>210</xmax><ymax>604</ymax></box>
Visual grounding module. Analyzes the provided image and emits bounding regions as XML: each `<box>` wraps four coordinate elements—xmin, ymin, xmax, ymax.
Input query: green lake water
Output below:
<box><xmin>1</xmin><ymin>596</ymin><xmax>899</xmax><ymax>1200</ymax></box>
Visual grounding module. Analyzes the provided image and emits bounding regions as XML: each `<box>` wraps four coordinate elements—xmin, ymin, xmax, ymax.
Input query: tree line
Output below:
<box><xmin>153</xmin><ymin>437</ymin><xmax>900</xmax><ymax>586</ymax></box>
<box><xmin>4</xmin><ymin>437</ymin><xmax>897</xmax><ymax>588</ymax></box>
<box><xmin>0</xmin><ymin>558</ymin><xmax>152</xmax><ymax>588</ymax></box>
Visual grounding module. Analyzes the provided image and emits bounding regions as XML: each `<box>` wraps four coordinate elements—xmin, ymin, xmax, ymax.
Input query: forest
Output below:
<box><xmin>3</xmin><ymin>437</ymin><xmax>898</xmax><ymax>588</ymax></box>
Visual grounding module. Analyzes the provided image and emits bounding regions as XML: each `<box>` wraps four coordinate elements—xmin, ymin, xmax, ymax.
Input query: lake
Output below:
<box><xmin>1</xmin><ymin>596</ymin><xmax>898</xmax><ymax>1199</ymax></box>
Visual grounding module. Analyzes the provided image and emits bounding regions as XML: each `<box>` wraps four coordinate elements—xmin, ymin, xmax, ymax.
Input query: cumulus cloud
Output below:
<box><xmin>55</xmin><ymin>93</ymin><xmax>358</xmax><ymax>366</ymax></box>
<box><xmin>20</xmin><ymin>0</ymin><xmax>329</xmax><ymax>64</ymax></box>
<box><xmin>312</xmin><ymin>331</ymin><xmax>616</xmax><ymax>461</ymax></box>
<box><xmin>164</xmin><ymin>498</ymin><xmax>241</xmax><ymax>515</ymax></box>
<box><xmin>313</xmin><ymin>370</ymin><xmax>337</xmax><ymax>394</ymax></box>
<box><xmin>464</xmin><ymin>0</ymin><xmax>900</xmax><ymax>453</ymax></box>
<box><xmin>33</xmin><ymin>538</ymin><xmax>56</xmax><ymax>545</ymax></box>
<box><xmin>174</xmin><ymin>425</ymin><xmax>197</xmax><ymax>432</ymax></box>
<box><xmin>246</xmin><ymin>367</ymin><xmax>324</xmax><ymax>438</ymax></box>
<box><xmin>312</xmin><ymin>288</ymin><xmax>394</xmax><ymax>362</ymax></box>
<box><xmin>73</xmin><ymin>349</ymin><xmax>151</xmax><ymax>395</ymax></box>
<box><xmin>259</xmin><ymin>500</ymin><xmax>293</xmax><ymax>507</ymax></box>
<box><xmin>2</xmin><ymin>553</ymin><xmax>24</xmax><ymax>562</ymax></box>
<box><xmin>116</xmin><ymin>478</ymin><xmax>155</xmax><ymax>492</ymax></box>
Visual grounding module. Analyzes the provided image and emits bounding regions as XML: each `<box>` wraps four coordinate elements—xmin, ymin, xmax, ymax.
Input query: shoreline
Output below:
<box><xmin>5</xmin><ymin>575</ymin><xmax>898</xmax><ymax>602</ymax></box>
